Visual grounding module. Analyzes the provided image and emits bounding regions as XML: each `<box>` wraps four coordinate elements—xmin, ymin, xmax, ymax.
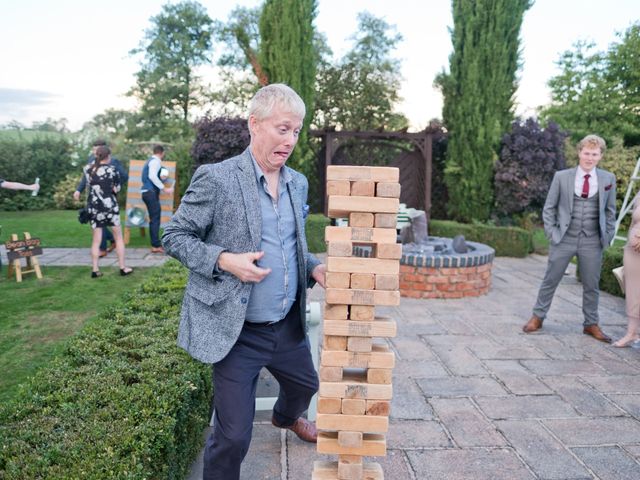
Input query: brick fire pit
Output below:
<box><xmin>399</xmin><ymin>237</ymin><xmax>495</xmax><ymax>299</ymax></box>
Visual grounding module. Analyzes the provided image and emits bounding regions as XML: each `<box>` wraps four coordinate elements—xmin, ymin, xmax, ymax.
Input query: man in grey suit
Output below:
<box><xmin>163</xmin><ymin>84</ymin><xmax>326</xmax><ymax>479</ymax></box>
<box><xmin>523</xmin><ymin>134</ymin><xmax>616</xmax><ymax>342</ymax></box>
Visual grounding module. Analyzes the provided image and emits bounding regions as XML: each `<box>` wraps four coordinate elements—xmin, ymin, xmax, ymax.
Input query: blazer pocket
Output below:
<box><xmin>187</xmin><ymin>274</ymin><xmax>240</xmax><ymax>306</ymax></box>
<box><xmin>605</xmin><ymin>184</ymin><xmax>613</xmax><ymax>191</ymax></box>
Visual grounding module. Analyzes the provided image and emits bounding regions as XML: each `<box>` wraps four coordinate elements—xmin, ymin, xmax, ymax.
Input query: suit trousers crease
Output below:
<box><xmin>203</xmin><ymin>303</ymin><xmax>319</xmax><ymax>480</ymax></box>
<box><xmin>533</xmin><ymin>233</ymin><xmax>603</xmax><ymax>325</ymax></box>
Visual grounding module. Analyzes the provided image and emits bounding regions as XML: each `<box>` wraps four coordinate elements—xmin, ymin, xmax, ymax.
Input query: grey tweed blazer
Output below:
<box><xmin>542</xmin><ymin>167</ymin><xmax>616</xmax><ymax>249</ymax></box>
<box><xmin>162</xmin><ymin>149</ymin><xmax>321</xmax><ymax>364</ymax></box>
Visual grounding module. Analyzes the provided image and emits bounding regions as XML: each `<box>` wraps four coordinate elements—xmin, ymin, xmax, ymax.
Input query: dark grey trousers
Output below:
<box><xmin>533</xmin><ymin>233</ymin><xmax>603</xmax><ymax>326</ymax></box>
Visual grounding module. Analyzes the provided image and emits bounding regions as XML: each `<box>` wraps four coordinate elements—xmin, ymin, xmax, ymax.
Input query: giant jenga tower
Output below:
<box><xmin>312</xmin><ymin>166</ymin><xmax>401</xmax><ymax>480</ymax></box>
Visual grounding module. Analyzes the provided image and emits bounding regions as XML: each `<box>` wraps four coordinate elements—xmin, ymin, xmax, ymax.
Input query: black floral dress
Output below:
<box><xmin>83</xmin><ymin>164</ymin><xmax>121</xmax><ymax>229</ymax></box>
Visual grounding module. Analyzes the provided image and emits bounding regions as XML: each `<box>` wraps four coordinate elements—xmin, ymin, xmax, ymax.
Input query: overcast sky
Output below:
<box><xmin>0</xmin><ymin>0</ymin><xmax>638</xmax><ymax>131</ymax></box>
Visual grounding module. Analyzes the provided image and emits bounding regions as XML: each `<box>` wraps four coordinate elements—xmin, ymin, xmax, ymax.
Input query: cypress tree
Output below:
<box><xmin>437</xmin><ymin>0</ymin><xmax>531</xmax><ymax>221</ymax></box>
<box><xmin>259</xmin><ymin>0</ymin><xmax>318</xmax><ymax>176</ymax></box>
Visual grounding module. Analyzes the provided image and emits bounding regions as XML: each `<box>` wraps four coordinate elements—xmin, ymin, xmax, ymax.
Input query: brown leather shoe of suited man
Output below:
<box><xmin>272</xmin><ymin>416</ymin><xmax>317</xmax><ymax>443</ymax></box>
<box><xmin>522</xmin><ymin>315</ymin><xmax>543</xmax><ymax>333</ymax></box>
<box><xmin>583</xmin><ymin>325</ymin><xmax>612</xmax><ymax>343</ymax></box>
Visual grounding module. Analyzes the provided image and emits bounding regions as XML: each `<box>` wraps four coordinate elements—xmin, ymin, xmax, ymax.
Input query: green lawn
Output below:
<box><xmin>0</xmin><ymin>266</ymin><xmax>157</xmax><ymax>403</ymax></box>
<box><xmin>0</xmin><ymin>210</ymin><xmax>156</xmax><ymax>248</ymax></box>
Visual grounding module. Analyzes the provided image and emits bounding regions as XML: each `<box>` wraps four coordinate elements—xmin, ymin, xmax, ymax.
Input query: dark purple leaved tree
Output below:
<box><xmin>191</xmin><ymin>116</ymin><xmax>250</xmax><ymax>171</ymax></box>
<box><xmin>494</xmin><ymin>118</ymin><xmax>568</xmax><ymax>216</ymax></box>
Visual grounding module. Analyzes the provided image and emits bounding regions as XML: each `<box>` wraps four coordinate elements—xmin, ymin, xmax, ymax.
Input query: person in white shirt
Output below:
<box><xmin>140</xmin><ymin>145</ymin><xmax>173</xmax><ymax>254</ymax></box>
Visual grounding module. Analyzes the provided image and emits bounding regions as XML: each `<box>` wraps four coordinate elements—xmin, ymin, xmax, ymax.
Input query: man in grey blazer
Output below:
<box><xmin>163</xmin><ymin>84</ymin><xmax>326</xmax><ymax>480</ymax></box>
<box><xmin>523</xmin><ymin>134</ymin><xmax>616</xmax><ymax>342</ymax></box>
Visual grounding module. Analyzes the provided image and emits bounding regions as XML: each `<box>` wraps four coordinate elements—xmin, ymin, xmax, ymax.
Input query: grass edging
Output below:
<box><xmin>0</xmin><ymin>261</ymin><xmax>212</xmax><ymax>479</ymax></box>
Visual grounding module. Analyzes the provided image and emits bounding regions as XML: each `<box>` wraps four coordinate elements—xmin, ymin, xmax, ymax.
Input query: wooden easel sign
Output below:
<box><xmin>6</xmin><ymin>232</ymin><xmax>43</xmax><ymax>282</ymax></box>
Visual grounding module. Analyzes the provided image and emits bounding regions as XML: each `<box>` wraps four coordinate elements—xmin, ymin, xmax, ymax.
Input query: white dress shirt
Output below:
<box><xmin>574</xmin><ymin>166</ymin><xmax>598</xmax><ymax>198</ymax></box>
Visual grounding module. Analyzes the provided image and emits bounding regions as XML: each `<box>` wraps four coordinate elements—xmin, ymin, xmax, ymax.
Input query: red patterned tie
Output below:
<box><xmin>581</xmin><ymin>174</ymin><xmax>590</xmax><ymax>198</ymax></box>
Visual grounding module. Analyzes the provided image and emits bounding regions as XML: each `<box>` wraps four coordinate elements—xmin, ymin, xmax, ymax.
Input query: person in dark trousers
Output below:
<box><xmin>522</xmin><ymin>134</ymin><xmax>617</xmax><ymax>343</ymax></box>
<box><xmin>141</xmin><ymin>145</ymin><xmax>173</xmax><ymax>254</ymax></box>
<box><xmin>74</xmin><ymin>139</ymin><xmax>128</xmax><ymax>256</ymax></box>
<box><xmin>163</xmin><ymin>84</ymin><xmax>327</xmax><ymax>480</ymax></box>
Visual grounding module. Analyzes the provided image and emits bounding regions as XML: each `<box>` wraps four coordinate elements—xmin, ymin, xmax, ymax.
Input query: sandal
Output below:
<box><xmin>120</xmin><ymin>268</ymin><xmax>134</xmax><ymax>276</ymax></box>
<box><xmin>91</xmin><ymin>271</ymin><xmax>103</xmax><ymax>278</ymax></box>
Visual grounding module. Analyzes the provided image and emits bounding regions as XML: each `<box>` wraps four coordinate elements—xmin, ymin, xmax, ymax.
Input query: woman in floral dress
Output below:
<box><xmin>83</xmin><ymin>145</ymin><xmax>133</xmax><ymax>277</ymax></box>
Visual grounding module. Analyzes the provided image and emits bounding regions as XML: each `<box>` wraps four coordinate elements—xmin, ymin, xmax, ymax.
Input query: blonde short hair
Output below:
<box><xmin>577</xmin><ymin>134</ymin><xmax>606</xmax><ymax>153</ymax></box>
<box><xmin>248</xmin><ymin>84</ymin><xmax>305</xmax><ymax>127</ymax></box>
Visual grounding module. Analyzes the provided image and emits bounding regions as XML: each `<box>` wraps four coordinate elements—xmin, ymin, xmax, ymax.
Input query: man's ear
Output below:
<box><xmin>248</xmin><ymin>115</ymin><xmax>258</xmax><ymax>135</ymax></box>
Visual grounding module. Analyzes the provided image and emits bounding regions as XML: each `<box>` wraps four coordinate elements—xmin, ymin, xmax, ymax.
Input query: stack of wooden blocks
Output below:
<box><xmin>312</xmin><ymin>166</ymin><xmax>402</xmax><ymax>480</ymax></box>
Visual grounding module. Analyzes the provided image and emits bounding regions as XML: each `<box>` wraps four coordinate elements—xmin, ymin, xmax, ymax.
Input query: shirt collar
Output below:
<box><xmin>577</xmin><ymin>165</ymin><xmax>595</xmax><ymax>178</ymax></box>
<box><xmin>248</xmin><ymin>150</ymin><xmax>292</xmax><ymax>186</ymax></box>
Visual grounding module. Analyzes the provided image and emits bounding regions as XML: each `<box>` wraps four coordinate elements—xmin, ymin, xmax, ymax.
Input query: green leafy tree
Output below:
<box><xmin>436</xmin><ymin>0</ymin><xmax>531</xmax><ymax>222</ymax></box>
<box><xmin>314</xmin><ymin>12</ymin><xmax>407</xmax><ymax>131</ymax></box>
<box><xmin>128</xmin><ymin>1</ymin><xmax>213</xmax><ymax>141</ymax></box>
<box><xmin>258</xmin><ymin>0</ymin><xmax>318</xmax><ymax>175</ymax></box>
<box><xmin>541</xmin><ymin>23</ymin><xmax>640</xmax><ymax>146</ymax></box>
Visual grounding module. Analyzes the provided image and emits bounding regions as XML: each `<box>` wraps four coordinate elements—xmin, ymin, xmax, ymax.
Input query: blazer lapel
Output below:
<box><xmin>565</xmin><ymin>167</ymin><xmax>577</xmax><ymax>215</ymax></box>
<box><xmin>596</xmin><ymin>168</ymin><xmax>606</xmax><ymax>213</ymax></box>
<box><xmin>236</xmin><ymin>150</ymin><xmax>262</xmax><ymax>249</ymax></box>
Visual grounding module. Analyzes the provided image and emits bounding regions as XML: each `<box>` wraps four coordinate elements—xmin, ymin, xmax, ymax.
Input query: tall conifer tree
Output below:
<box><xmin>258</xmin><ymin>0</ymin><xmax>318</xmax><ymax>175</ymax></box>
<box><xmin>436</xmin><ymin>0</ymin><xmax>531</xmax><ymax>221</ymax></box>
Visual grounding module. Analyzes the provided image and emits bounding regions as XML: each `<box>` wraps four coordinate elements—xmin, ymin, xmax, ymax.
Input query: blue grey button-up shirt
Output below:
<box><xmin>244</xmin><ymin>155</ymin><xmax>299</xmax><ymax>323</ymax></box>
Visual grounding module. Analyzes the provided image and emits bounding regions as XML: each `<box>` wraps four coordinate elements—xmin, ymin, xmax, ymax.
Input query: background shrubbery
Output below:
<box><xmin>191</xmin><ymin>116</ymin><xmax>250</xmax><ymax>171</ymax></box>
<box><xmin>0</xmin><ymin>261</ymin><xmax>212</xmax><ymax>479</ymax></box>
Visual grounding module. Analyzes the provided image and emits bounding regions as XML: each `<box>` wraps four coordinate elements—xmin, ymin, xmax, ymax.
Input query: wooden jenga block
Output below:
<box><xmin>319</xmin><ymin>372</ymin><xmax>393</xmax><ymax>399</ymax></box>
<box><xmin>320</xmin><ymin>366</ymin><xmax>344</xmax><ymax>382</ymax></box>
<box><xmin>367</xmin><ymin>368</ymin><xmax>393</xmax><ymax>384</ymax></box>
<box><xmin>312</xmin><ymin>461</ymin><xmax>383</xmax><ymax>480</ymax></box>
<box><xmin>318</xmin><ymin>432</ymin><xmax>386</xmax><ymax>456</ymax></box>
<box><xmin>342</xmin><ymin>398</ymin><xmax>366</xmax><ymax>415</ymax></box>
<box><xmin>321</xmin><ymin>344</ymin><xmax>395</xmax><ymax>369</ymax></box>
<box><xmin>366</xmin><ymin>400</ymin><xmax>391</xmax><ymax>417</ymax></box>
<box><xmin>375</xmin><ymin>243</ymin><xmax>402</xmax><ymax>260</ymax></box>
<box><xmin>350</xmin><ymin>273</ymin><xmax>374</xmax><ymax>290</ymax></box>
<box><xmin>338</xmin><ymin>455</ymin><xmax>363</xmax><ymax>480</ymax></box>
<box><xmin>324</xmin><ymin>320</ymin><xmax>397</xmax><ymax>338</ymax></box>
<box><xmin>375</xmin><ymin>274</ymin><xmax>399</xmax><ymax>291</ymax></box>
<box><xmin>318</xmin><ymin>397</ymin><xmax>342</xmax><ymax>414</ymax></box>
<box><xmin>325</xmin><ymin>226</ymin><xmax>396</xmax><ymax>244</ymax></box>
<box><xmin>326</xmin><ymin>288</ymin><xmax>400</xmax><ymax>306</ymax></box>
<box><xmin>348</xmin><ymin>336</ymin><xmax>372</xmax><ymax>352</ymax></box>
<box><xmin>350</xmin><ymin>180</ymin><xmax>375</xmax><ymax>197</ymax></box>
<box><xmin>324</xmin><ymin>335</ymin><xmax>348</xmax><ymax>350</ymax></box>
<box><xmin>349</xmin><ymin>212</ymin><xmax>374</xmax><ymax>227</ymax></box>
<box><xmin>374</xmin><ymin>213</ymin><xmax>397</xmax><ymax>228</ymax></box>
<box><xmin>327</xmin><ymin>257</ymin><xmax>399</xmax><ymax>275</ymax></box>
<box><xmin>326</xmin><ymin>272</ymin><xmax>351</xmax><ymax>289</ymax></box>
<box><xmin>327</xmin><ymin>180</ymin><xmax>351</xmax><ymax>197</ymax></box>
<box><xmin>327</xmin><ymin>241</ymin><xmax>353</xmax><ymax>257</ymax></box>
<box><xmin>337</xmin><ymin>431</ymin><xmax>363</xmax><ymax>448</ymax></box>
<box><xmin>350</xmin><ymin>305</ymin><xmax>375</xmax><ymax>321</ymax></box>
<box><xmin>326</xmin><ymin>165</ymin><xmax>399</xmax><ymax>183</ymax></box>
<box><xmin>328</xmin><ymin>195</ymin><xmax>399</xmax><ymax>218</ymax></box>
<box><xmin>324</xmin><ymin>304</ymin><xmax>349</xmax><ymax>320</ymax></box>
<box><xmin>376</xmin><ymin>182</ymin><xmax>401</xmax><ymax>198</ymax></box>
<box><xmin>316</xmin><ymin>413</ymin><xmax>388</xmax><ymax>432</ymax></box>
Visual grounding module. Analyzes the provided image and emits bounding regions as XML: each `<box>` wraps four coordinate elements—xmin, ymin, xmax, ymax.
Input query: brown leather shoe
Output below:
<box><xmin>150</xmin><ymin>246</ymin><xmax>165</xmax><ymax>254</ymax></box>
<box><xmin>522</xmin><ymin>315</ymin><xmax>543</xmax><ymax>333</ymax></box>
<box><xmin>583</xmin><ymin>325</ymin><xmax>612</xmax><ymax>343</ymax></box>
<box><xmin>98</xmin><ymin>250</ymin><xmax>108</xmax><ymax>258</ymax></box>
<box><xmin>272</xmin><ymin>416</ymin><xmax>317</xmax><ymax>443</ymax></box>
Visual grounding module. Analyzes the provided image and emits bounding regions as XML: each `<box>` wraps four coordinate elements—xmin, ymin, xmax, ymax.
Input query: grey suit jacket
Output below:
<box><xmin>542</xmin><ymin>167</ymin><xmax>616</xmax><ymax>249</ymax></box>
<box><xmin>162</xmin><ymin>149</ymin><xmax>321</xmax><ymax>364</ymax></box>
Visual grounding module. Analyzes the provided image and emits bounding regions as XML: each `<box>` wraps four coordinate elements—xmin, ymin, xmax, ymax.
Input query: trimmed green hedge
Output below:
<box><xmin>306</xmin><ymin>213</ymin><xmax>331</xmax><ymax>253</ymax></box>
<box><xmin>600</xmin><ymin>246</ymin><xmax>624</xmax><ymax>297</ymax></box>
<box><xmin>429</xmin><ymin>220</ymin><xmax>533</xmax><ymax>257</ymax></box>
<box><xmin>0</xmin><ymin>261</ymin><xmax>212</xmax><ymax>479</ymax></box>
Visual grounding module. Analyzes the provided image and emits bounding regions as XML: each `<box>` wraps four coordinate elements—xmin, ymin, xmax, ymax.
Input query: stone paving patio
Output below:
<box><xmin>188</xmin><ymin>254</ymin><xmax>640</xmax><ymax>479</ymax></box>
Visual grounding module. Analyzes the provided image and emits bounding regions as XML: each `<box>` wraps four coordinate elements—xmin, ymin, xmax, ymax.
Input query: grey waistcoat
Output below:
<box><xmin>566</xmin><ymin>193</ymin><xmax>600</xmax><ymax>237</ymax></box>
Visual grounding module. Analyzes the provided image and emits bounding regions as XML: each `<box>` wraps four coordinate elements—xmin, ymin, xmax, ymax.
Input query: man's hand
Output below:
<box><xmin>163</xmin><ymin>187</ymin><xmax>174</xmax><ymax>195</ymax></box>
<box><xmin>73</xmin><ymin>191</ymin><xmax>80</xmax><ymax>201</ymax></box>
<box><xmin>218</xmin><ymin>251</ymin><xmax>271</xmax><ymax>283</ymax></box>
<box><xmin>311</xmin><ymin>264</ymin><xmax>326</xmax><ymax>289</ymax></box>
